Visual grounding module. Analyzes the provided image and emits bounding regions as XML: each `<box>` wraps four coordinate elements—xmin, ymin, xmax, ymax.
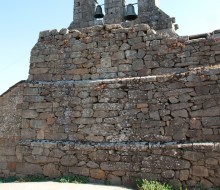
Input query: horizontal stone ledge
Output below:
<box><xmin>26</xmin><ymin>64</ymin><xmax>220</xmax><ymax>86</ymax></box>
<box><xmin>26</xmin><ymin>76</ymin><xmax>158</xmax><ymax>87</ymax></box>
<box><xmin>18</xmin><ymin>140</ymin><xmax>220</xmax><ymax>152</ymax></box>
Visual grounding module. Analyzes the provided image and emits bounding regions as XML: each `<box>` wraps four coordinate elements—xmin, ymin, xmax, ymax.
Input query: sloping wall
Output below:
<box><xmin>1</xmin><ymin>24</ymin><xmax>220</xmax><ymax>188</ymax></box>
<box><xmin>0</xmin><ymin>81</ymin><xmax>24</xmax><ymax>177</ymax></box>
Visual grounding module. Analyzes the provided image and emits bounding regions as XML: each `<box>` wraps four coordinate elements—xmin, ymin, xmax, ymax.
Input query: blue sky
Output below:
<box><xmin>0</xmin><ymin>0</ymin><xmax>219</xmax><ymax>95</ymax></box>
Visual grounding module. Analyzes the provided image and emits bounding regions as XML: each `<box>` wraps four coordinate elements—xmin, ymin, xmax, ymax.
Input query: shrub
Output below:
<box><xmin>56</xmin><ymin>175</ymin><xmax>89</xmax><ymax>184</ymax></box>
<box><xmin>137</xmin><ymin>179</ymin><xmax>174</xmax><ymax>190</ymax></box>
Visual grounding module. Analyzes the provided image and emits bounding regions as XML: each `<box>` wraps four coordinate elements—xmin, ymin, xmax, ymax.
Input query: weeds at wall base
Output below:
<box><xmin>0</xmin><ymin>175</ymin><xmax>89</xmax><ymax>184</ymax></box>
<box><xmin>136</xmin><ymin>179</ymin><xmax>220</xmax><ymax>190</ymax></box>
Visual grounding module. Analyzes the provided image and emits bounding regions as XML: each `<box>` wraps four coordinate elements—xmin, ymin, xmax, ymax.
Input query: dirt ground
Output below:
<box><xmin>0</xmin><ymin>182</ymin><xmax>134</xmax><ymax>190</ymax></box>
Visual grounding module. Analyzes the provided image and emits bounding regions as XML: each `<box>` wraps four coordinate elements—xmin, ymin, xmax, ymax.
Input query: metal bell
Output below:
<box><xmin>124</xmin><ymin>4</ymin><xmax>137</xmax><ymax>21</ymax></box>
<box><xmin>94</xmin><ymin>5</ymin><xmax>104</xmax><ymax>19</ymax></box>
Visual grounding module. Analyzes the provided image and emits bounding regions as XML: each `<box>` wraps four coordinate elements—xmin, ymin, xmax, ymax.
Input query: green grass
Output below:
<box><xmin>0</xmin><ymin>175</ymin><xmax>89</xmax><ymax>184</ymax></box>
<box><xmin>56</xmin><ymin>175</ymin><xmax>89</xmax><ymax>184</ymax></box>
<box><xmin>137</xmin><ymin>179</ymin><xmax>174</xmax><ymax>190</ymax></box>
<box><xmin>136</xmin><ymin>179</ymin><xmax>220</xmax><ymax>190</ymax></box>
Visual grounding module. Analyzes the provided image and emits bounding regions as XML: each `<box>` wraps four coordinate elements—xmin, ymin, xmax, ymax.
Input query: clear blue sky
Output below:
<box><xmin>0</xmin><ymin>0</ymin><xmax>219</xmax><ymax>95</ymax></box>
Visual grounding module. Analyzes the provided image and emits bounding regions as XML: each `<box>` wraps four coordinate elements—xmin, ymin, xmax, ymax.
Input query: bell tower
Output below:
<box><xmin>68</xmin><ymin>0</ymin><xmax>178</xmax><ymax>32</ymax></box>
<box><xmin>104</xmin><ymin>0</ymin><xmax>126</xmax><ymax>24</ymax></box>
<box><xmin>69</xmin><ymin>0</ymin><xmax>97</xmax><ymax>29</ymax></box>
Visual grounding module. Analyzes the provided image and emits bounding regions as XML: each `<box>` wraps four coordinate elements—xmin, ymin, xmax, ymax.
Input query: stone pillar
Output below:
<box><xmin>69</xmin><ymin>0</ymin><xmax>97</xmax><ymax>29</ymax></box>
<box><xmin>138</xmin><ymin>0</ymin><xmax>178</xmax><ymax>31</ymax></box>
<box><xmin>104</xmin><ymin>0</ymin><xmax>126</xmax><ymax>24</ymax></box>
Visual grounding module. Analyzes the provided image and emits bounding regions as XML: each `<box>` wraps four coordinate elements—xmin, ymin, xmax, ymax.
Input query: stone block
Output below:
<box><xmin>16</xmin><ymin>163</ymin><xmax>42</xmax><ymax>175</ymax></box>
<box><xmin>168</xmin><ymin>103</ymin><xmax>193</xmax><ymax>111</ymax></box>
<box><xmin>171</xmin><ymin>109</ymin><xmax>188</xmax><ymax>118</ymax></box>
<box><xmin>215</xmin><ymin>55</ymin><xmax>220</xmax><ymax>61</ymax></box>
<box><xmin>24</xmin><ymin>88</ymin><xmax>38</xmax><ymax>95</ymax></box>
<box><xmin>128</xmin><ymin>37</ymin><xmax>143</xmax><ymax>45</ymax></box>
<box><xmin>85</xmin><ymin>135</ymin><xmax>104</xmax><ymax>142</ymax></box>
<box><xmin>100</xmin><ymin>162</ymin><xmax>132</xmax><ymax>171</ymax></box>
<box><xmin>101</xmin><ymin>57</ymin><xmax>112</xmax><ymax>68</ymax></box>
<box><xmin>30</xmin><ymin>55</ymin><xmax>45</xmax><ymax>63</ymax></box>
<box><xmin>192</xmin><ymin>166</ymin><xmax>208</xmax><ymax>177</ymax></box>
<box><xmin>82</xmin><ymin>109</ymin><xmax>94</xmax><ymax>117</ymax></box>
<box><xmin>70</xmin><ymin>52</ymin><xmax>81</xmax><ymax>58</ymax></box>
<box><xmin>180</xmin><ymin>170</ymin><xmax>189</xmax><ymax>181</ymax></box>
<box><xmin>7</xmin><ymin>162</ymin><xmax>16</xmax><ymax>171</ymax></box>
<box><xmin>60</xmin><ymin>155</ymin><xmax>78</xmax><ymax>166</ymax></box>
<box><xmin>205</xmin><ymin>158</ymin><xmax>218</xmax><ymax>165</ymax></box>
<box><xmin>69</xmin><ymin>166</ymin><xmax>90</xmax><ymax>176</ymax></box>
<box><xmin>137</xmin><ymin>103</ymin><xmax>148</xmax><ymax>109</ymax></box>
<box><xmin>149</xmin><ymin>111</ymin><xmax>160</xmax><ymax>120</ymax></box>
<box><xmin>107</xmin><ymin>174</ymin><xmax>122</xmax><ymax>185</ymax></box>
<box><xmin>89</xmin><ymin>150</ymin><xmax>109</xmax><ymax>162</ymax></box>
<box><xmin>191</xmin><ymin>107</ymin><xmax>220</xmax><ymax>117</ymax></box>
<box><xmin>120</xmin><ymin>43</ymin><xmax>130</xmax><ymax>51</ymax></box>
<box><xmin>0</xmin><ymin>147</ymin><xmax>15</xmax><ymax>156</ymax></box>
<box><xmin>66</xmin><ymin>68</ymin><xmax>89</xmax><ymax>75</ymax></box>
<box><xmin>86</xmin><ymin>161</ymin><xmax>99</xmax><ymax>169</ymax></box>
<box><xmin>32</xmin><ymin>147</ymin><xmax>43</xmax><ymax>155</ymax></box>
<box><xmin>90</xmin><ymin>124</ymin><xmax>114</xmax><ymax>136</ymax></box>
<box><xmin>74</xmin><ymin>118</ymin><xmax>96</xmax><ymax>125</ymax></box>
<box><xmin>43</xmin><ymin>163</ymin><xmax>60</xmax><ymax>178</ymax></box>
<box><xmin>202</xmin><ymin>117</ymin><xmax>220</xmax><ymax>127</ymax></box>
<box><xmin>30</xmin><ymin>68</ymin><xmax>49</xmax><ymax>75</ymax></box>
<box><xmin>132</xmin><ymin>59</ymin><xmax>144</xmax><ymax>71</ymax></box>
<box><xmin>183</xmin><ymin>151</ymin><xmax>204</xmax><ymax>161</ymax></box>
<box><xmin>90</xmin><ymin>169</ymin><xmax>106</xmax><ymax>180</ymax></box>
<box><xmin>93</xmin><ymin>111</ymin><xmax>107</xmax><ymax>118</ymax></box>
<box><xmin>119</xmin><ymin>64</ymin><xmax>132</xmax><ymax>72</ymax></box>
<box><xmin>23</xmin><ymin>110</ymin><xmax>38</xmax><ymax>119</ymax></box>
<box><xmin>33</xmin><ymin>73</ymin><xmax>52</xmax><ymax>81</ymax></box>
<box><xmin>190</xmin><ymin>119</ymin><xmax>202</xmax><ymax>129</ymax></box>
<box><xmin>29</xmin><ymin>102</ymin><xmax>52</xmax><ymax>109</ymax></box>
<box><xmin>97</xmin><ymin>67</ymin><xmax>118</xmax><ymax>73</ymax></box>
<box><xmin>93</xmin><ymin>103</ymin><xmax>123</xmax><ymax>111</ymax></box>
<box><xmin>24</xmin><ymin>155</ymin><xmax>59</xmax><ymax>164</ymax></box>
<box><xmin>142</xmin><ymin>155</ymin><xmax>190</xmax><ymax>170</ymax></box>
<box><xmin>125</xmin><ymin>50</ymin><xmax>137</xmax><ymax>59</ymax></box>
<box><xmin>30</xmin><ymin>120</ymin><xmax>48</xmax><ymax>129</ymax></box>
<box><xmin>112</xmin><ymin>51</ymin><xmax>125</xmax><ymax>60</ymax></box>
<box><xmin>137</xmin><ymin>68</ymin><xmax>151</xmax><ymax>76</ymax></box>
<box><xmin>0</xmin><ymin>162</ymin><xmax>7</xmax><ymax>170</ymax></box>
<box><xmin>161</xmin><ymin>170</ymin><xmax>175</xmax><ymax>179</ymax></box>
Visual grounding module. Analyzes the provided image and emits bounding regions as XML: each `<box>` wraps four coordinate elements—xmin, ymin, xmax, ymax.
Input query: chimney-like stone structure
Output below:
<box><xmin>69</xmin><ymin>0</ymin><xmax>178</xmax><ymax>32</ymax></box>
<box><xmin>137</xmin><ymin>0</ymin><xmax>178</xmax><ymax>31</ymax></box>
<box><xmin>69</xmin><ymin>0</ymin><xmax>97</xmax><ymax>29</ymax></box>
<box><xmin>104</xmin><ymin>0</ymin><xmax>126</xmax><ymax>24</ymax></box>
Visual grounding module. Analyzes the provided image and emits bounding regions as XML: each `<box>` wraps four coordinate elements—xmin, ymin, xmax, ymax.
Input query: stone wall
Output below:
<box><xmin>23</xmin><ymin>72</ymin><xmax>220</xmax><ymax>144</ymax></box>
<box><xmin>0</xmin><ymin>81</ymin><xmax>24</xmax><ymax>177</ymax></box>
<box><xmin>29</xmin><ymin>24</ymin><xmax>219</xmax><ymax>82</ymax></box>
<box><xmin>17</xmin><ymin>141</ymin><xmax>220</xmax><ymax>188</ymax></box>
<box><xmin>1</xmin><ymin>24</ymin><xmax>220</xmax><ymax>188</ymax></box>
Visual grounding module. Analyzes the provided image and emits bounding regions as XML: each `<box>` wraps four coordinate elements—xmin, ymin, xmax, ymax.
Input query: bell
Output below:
<box><xmin>124</xmin><ymin>4</ymin><xmax>137</xmax><ymax>21</ymax></box>
<box><xmin>94</xmin><ymin>5</ymin><xmax>104</xmax><ymax>19</ymax></box>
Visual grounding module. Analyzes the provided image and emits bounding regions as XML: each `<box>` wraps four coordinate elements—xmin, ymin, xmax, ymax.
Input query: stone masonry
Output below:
<box><xmin>69</xmin><ymin>0</ymin><xmax>97</xmax><ymax>29</ymax></box>
<box><xmin>1</xmin><ymin>1</ymin><xmax>220</xmax><ymax>189</ymax></box>
<box><xmin>1</xmin><ymin>24</ymin><xmax>220</xmax><ymax>188</ymax></box>
<box><xmin>69</xmin><ymin>0</ymin><xmax>178</xmax><ymax>34</ymax></box>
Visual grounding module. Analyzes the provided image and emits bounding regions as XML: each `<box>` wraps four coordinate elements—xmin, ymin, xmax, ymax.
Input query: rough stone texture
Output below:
<box><xmin>68</xmin><ymin>0</ymin><xmax>97</xmax><ymax>29</ymax></box>
<box><xmin>69</xmin><ymin>0</ymin><xmax>178</xmax><ymax>33</ymax></box>
<box><xmin>137</xmin><ymin>0</ymin><xmax>178</xmax><ymax>31</ymax></box>
<box><xmin>1</xmin><ymin>23</ymin><xmax>220</xmax><ymax>188</ymax></box>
